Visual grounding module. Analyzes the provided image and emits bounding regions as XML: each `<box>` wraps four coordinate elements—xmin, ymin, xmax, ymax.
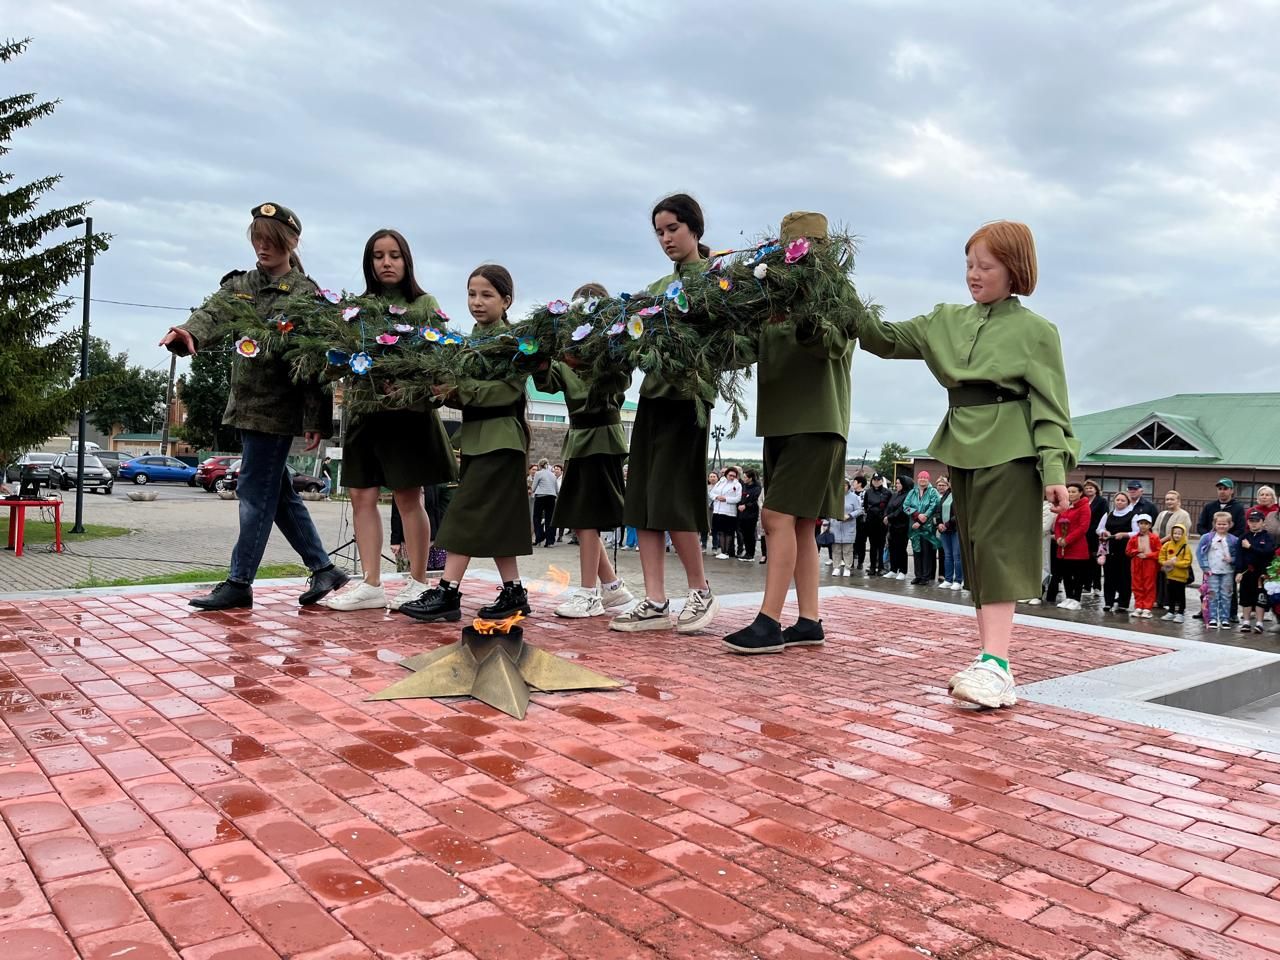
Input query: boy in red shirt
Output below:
<box><xmin>1126</xmin><ymin>515</ymin><xmax>1162</xmax><ymax>618</ymax></box>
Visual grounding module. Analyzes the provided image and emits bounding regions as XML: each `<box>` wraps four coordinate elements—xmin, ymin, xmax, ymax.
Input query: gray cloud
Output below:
<box><xmin>7</xmin><ymin>0</ymin><xmax>1278</xmax><ymax>457</ymax></box>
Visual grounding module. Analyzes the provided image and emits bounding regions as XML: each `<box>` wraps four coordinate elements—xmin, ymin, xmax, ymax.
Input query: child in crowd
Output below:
<box><xmin>1052</xmin><ymin>481</ymin><xmax>1091</xmax><ymax>610</ymax></box>
<box><xmin>400</xmin><ymin>264</ymin><xmax>533</xmax><ymax>623</ymax></box>
<box><xmin>828</xmin><ymin>478</ymin><xmax>860</xmax><ymax>576</ymax></box>
<box><xmin>1196</xmin><ymin>511</ymin><xmax>1241</xmax><ymax>629</ymax></box>
<box><xmin>1237</xmin><ymin>508</ymin><xmax>1275</xmax><ymax>634</ymax></box>
<box><xmin>1157</xmin><ymin>522</ymin><xmax>1193</xmax><ymax>622</ymax></box>
<box><xmin>1125</xmin><ymin>514</ymin><xmax>1161</xmax><ymax>618</ymax></box>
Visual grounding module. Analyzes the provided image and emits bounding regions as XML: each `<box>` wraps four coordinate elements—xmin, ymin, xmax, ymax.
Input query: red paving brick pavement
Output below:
<box><xmin>2</xmin><ymin>586</ymin><xmax>1280</xmax><ymax>958</ymax></box>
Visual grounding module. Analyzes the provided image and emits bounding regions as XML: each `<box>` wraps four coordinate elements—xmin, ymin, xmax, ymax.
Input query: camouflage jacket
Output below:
<box><xmin>179</xmin><ymin>267</ymin><xmax>332</xmax><ymax>437</ymax></box>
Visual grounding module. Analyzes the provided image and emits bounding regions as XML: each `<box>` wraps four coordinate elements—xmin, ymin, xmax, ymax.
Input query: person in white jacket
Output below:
<box><xmin>710</xmin><ymin>467</ymin><xmax>743</xmax><ymax>559</ymax></box>
<box><xmin>827</xmin><ymin>480</ymin><xmax>862</xmax><ymax>576</ymax></box>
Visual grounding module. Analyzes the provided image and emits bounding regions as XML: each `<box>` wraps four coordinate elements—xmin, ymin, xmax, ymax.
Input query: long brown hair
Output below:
<box><xmin>248</xmin><ymin>219</ymin><xmax>303</xmax><ymax>272</ymax></box>
<box><xmin>361</xmin><ymin>228</ymin><xmax>429</xmax><ymax>301</ymax></box>
<box><xmin>468</xmin><ymin>264</ymin><xmax>515</xmax><ymax>321</ymax></box>
<box><xmin>651</xmin><ymin>193</ymin><xmax>710</xmax><ymax>259</ymax></box>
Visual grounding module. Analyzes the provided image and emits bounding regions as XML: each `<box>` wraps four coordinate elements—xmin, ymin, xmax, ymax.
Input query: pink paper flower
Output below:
<box><xmin>375</xmin><ymin>333</ymin><xmax>399</xmax><ymax>345</ymax></box>
<box><xmin>784</xmin><ymin>237</ymin><xmax>811</xmax><ymax>264</ymax></box>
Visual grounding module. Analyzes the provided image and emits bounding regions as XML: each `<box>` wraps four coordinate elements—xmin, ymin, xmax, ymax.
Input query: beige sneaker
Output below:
<box><xmin>555</xmin><ymin>588</ymin><xmax>606</xmax><ymax>618</ymax></box>
<box><xmin>388</xmin><ymin>578</ymin><xmax>430</xmax><ymax>611</ymax></box>
<box><xmin>676</xmin><ymin>587</ymin><xmax>720</xmax><ymax>634</ymax></box>
<box><xmin>609</xmin><ymin>598</ymin><xmax>673</xmax><ymax>632</ymax></box>
<box><xmin>601</xmin><ymin>580</ymin><xmax>634</xmax><ymax>610</ymax></box>
<box><xmin>323</xmin><ymin>580</ymin><xmax>387</xmax><ymax>611</ymax></box>
<box><xmin>948</xmin><ymin>657</ymin><xmax>1017</xmax><ymax>709</ymax></box>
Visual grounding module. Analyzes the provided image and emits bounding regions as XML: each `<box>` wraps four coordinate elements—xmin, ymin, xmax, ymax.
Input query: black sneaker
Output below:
<box><xmin>722</xmin><ymin>613</ymin><xmax>785</xmax><ymax>655</ymax></box>
<box><xmin>478</xmin><ymin>584</ymin><xmax>531</xmax><ymax>619</ymax></box>
<box><xmin>400</xmin><ymin>585</ymin><xmax>462</xmax><ymax>622</ymax></box>
<box><xmin>190</xmin><ymin>580</ymin><xmax>253</xmax><ymax>611</ymax></box>
<box><xmin>782</xmin><ymin>617</ymin><xmax>826</xmax><ymax>648</ymax></box>
<box><xmin>298</xmin><ymin>565</ymin><xmax>350</xmax><ymax>606</ymax></box>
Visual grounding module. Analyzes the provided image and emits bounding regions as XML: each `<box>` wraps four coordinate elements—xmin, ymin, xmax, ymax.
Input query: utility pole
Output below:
<box><xmin>65</xmin><ymin>216</ymin><xmax>93</xmax><ymax>534</ymax></box>
<box><xmin>159</xmin><ymin>352</ymin><xmax>177</xmax><ymax>455</ymax></box>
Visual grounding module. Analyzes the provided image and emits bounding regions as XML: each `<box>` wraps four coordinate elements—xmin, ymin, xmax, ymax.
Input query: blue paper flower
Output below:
<box><xmin>664</xmin><ymin>280</ymin><xmax>683</xmax><ymax>300</ymax></box>
<box><xmin>441</xmin><ymin>332</ymin><xmax>464</xmax><ymax>345</ymax></box>
<box><xmin>349</xmin><ymin>352</ymin><xmax>374</xmax><ymax>375</ymax></box>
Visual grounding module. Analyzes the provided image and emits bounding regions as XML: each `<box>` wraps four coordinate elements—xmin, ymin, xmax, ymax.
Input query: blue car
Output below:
<box><xmin>118</xmin><ymin>455</ymin><xmax>198</xmax><ymax>486</ymax></box>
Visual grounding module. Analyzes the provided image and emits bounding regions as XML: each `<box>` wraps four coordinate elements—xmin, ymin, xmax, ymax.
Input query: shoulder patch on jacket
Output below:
<box><xmin>220</xmin><ymin>269</ymin><xmax>248</xmax><ymax>286</ymax></box>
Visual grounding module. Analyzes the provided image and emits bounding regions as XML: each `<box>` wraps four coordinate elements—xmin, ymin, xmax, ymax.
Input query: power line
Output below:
<box><xmin>66</xmin><ymin>295</ymin><xmax>192</xmax><ymax>312</ymax></box>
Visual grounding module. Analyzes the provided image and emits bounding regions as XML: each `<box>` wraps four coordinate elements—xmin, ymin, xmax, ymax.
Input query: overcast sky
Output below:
<box><xmin>8</xmin><ymin>0</ymin><xmax>1279</xmax><ymax>459</ymax></box>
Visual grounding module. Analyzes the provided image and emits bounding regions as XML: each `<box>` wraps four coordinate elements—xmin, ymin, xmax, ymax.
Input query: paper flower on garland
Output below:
<box><xmin>571</xmin><ymin>323</ymin><xmax>593</xmax><ymax>342</ymax></box>
<box><xmin>664</xmin><ymin>280</ymin><xmax>684</xmax><ymax>300</ymax></box>
<box><xmin>548</xmin><ymin>299</ymin><xmax>570</xmax><ymax>315</ymax></box>
<box><xmin>637</xmin><ymin>305</ymin><xmax>662</xmax><ymax>317</ymax></box>
<box><xmin>326</xmin><ymin>349</ymin><xmax>350</xmax><ymax>366</ymax></box>
<box><xmin>751</xmin><ymin>244</ymin><xmax>780</xmax><ymax>264</ymax></box>
<box><xmin>710</xmin><ymin>248</ymin><xmax>734</xmax><ymax>258</ymax></box>
<box><xmin>441</xmin><ymin>332</ymin><xmax>464</xmax><ymax>345</ymax></box>
<box><xmin>234</xmin><ymin>336</ymin><xmax>260</xmax><ymax>358</ymax></box>
<box><xmin>420</xmin><ymin>326</ymin><xmax>442</xmax><ymax>342</ymax></box>
<box><xmin>718</xmin><ymin>277</ymin><xmax>733</xmax><ymax>292</ymax></box>
<box><xmin>388</xmin><ymin>304</ymin><xmax>407</xmax><ymax>315</ymax></box>
<box><xmin>342</xmin><ymin>306</ymin><xmax>361</xmax><ymax>321</ymax></box>
<box><xmin>375</xmin><ymin>333</ymin><xmax>399</xmax><ymax>345</ymax></box>
<box><xmin>435</xmin><ymin>308</ymin><xmax>450</xmax><ymax>322</ymax></box>
<box><xmin>393</xmin><ymin>323</ymin><xmax>415</xmax><ymax>333</ymax></box>
<box><xmin>583</xmin><ymin>297</ymin><xmax>599</xmax><ymax>314</ymax></box>
<box><xmin>674</xmin><ymin>291</ymin><xmax>690</xmax><ymax>313</ymax></box>
<box><xmin>349</xmin><ymin>352</ymin><xmax>374</xmax><ymax>375</ymax></box>
<box><xmin>627</xmin><ymin>317</ymin><xmax>645</xmax><ymax>339</ymax></box>
<box><xmin>516</xmin><ymin>338</ymin><xmax>538</xmax><ymax>356</ymax></box>
<box><xmin>784</xmin><ymin>237</ymin><xmax>811</xmax><ymax>264</ymax></box>
<box><xmin>319</xmin><ymin>289</ymin><xmax>341</xmax><ymax>304</ymax></box>
<box><xmin>275</xmin><ymin>316</ymin><xmax>294</xmax><ymax>334</ymax></box>
<box><xmin>753</xmin><ymin>263</ymin><xmax>769</xmax><ymax>279</ymax></box>
<box><xmin>607</xmin><ymin>321</ymin><xmax>625</xmax><ymax>336</ymax></box>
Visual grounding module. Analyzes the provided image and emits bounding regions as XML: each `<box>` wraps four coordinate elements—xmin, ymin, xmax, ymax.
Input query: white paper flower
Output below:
<box><xmin>753</xmin><ymin>263</ymin><xmax>768</xmax><ymax>279</ymax></box>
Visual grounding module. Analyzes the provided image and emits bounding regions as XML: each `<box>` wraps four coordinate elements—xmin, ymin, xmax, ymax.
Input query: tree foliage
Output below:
<box><xmin>177</xmin><ymin>348</ymin><xmax>239</xmax><ymax>453</ymax></box>
<box><xmin>0</xmin><ymin>38</ymin><xmax>111</xmax><ymax>465</ymax></box>
<box><xmin>84</xmin><ymin>336</ymin><xmax>167</xmax><ymax>435</ymax></box>
<box><xmin>874</xmin><ymin>441</ymin><xmax>913</xmax><ymax>480</ymax></box>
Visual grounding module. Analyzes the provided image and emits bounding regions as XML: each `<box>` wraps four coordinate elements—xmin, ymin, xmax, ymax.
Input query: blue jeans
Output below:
<box><xmin>1207</xmin><ymin>572</ymin><xmax>1233</xmax><ymax>623</ymax></box>
<box><xmin>625</xmin><ymin>526</ymin><xmax>638</xmax><ymax>548</ymax></box>
<box><xmin>229</xmin><ymin>431</ymin><xmax>331</xmax><ymax>582</ymax></box>
<box><xmin>320</xmin><ymin>475</ymin><xmax>331</xmax><ymax>497</ymax></box>
<box><xmin>940</xmin><ymin>529</ymin><xmax>963</xmax><ymax>583</ymax></box>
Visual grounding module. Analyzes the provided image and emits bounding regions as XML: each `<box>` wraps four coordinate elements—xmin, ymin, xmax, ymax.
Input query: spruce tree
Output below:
<box><xmin>0</xmin><ymin>37</ymin><xmax>111</xmax><ymax>468</ymax></box>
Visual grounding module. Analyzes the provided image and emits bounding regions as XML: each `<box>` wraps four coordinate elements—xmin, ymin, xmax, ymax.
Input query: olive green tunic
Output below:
<box><xmin>434</xmin><ymin>318</ymin><xmax>531</xmax><ymax>558</ymax></box>
<box><xmin>180</xmin><ymin>267</ymin><xmax>331</xmax><ymax>436</ymax></box>
<box><xmin>857</xmin><ymin>297</ymin><xmax>1079</xmax><ymax>606</ymax></box>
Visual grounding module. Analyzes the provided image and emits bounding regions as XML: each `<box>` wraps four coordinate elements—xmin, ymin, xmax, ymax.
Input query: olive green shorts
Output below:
<box><xmin>762</xmin><ymin>433</ymin><xmax>847</xmax><ymax>519</ymax></box>
<box><xmin>342</xmin><ymin>410</ymin><xmax>457</xmax><ymax>490</ymax></box>
<box><xmin>949</xmin><ymin>458</ymin><xmax>1043</xmax><ymax>608</ymax></box>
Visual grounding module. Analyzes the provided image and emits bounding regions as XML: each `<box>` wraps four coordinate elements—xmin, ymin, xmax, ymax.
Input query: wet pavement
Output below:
<box><xmin>2</xmin><ymin>584</ymin><xmax>1280</xmax><ymax>958</ymax></box>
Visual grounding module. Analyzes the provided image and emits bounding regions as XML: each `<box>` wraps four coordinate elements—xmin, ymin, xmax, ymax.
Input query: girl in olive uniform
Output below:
<box><xmin>857</xmin><ymin>221</ymin><xmax>1078</xmax><ymax>709</ymax></box>
<box><xmin>323</xmin><ymin>229</ymin><xmax>458</xmax><ymax>612</ymax></box>
<box><xmin>160</xmin><ymin>203</ymin><xmax>347</xmax><ymax>611</ymax></box>
<box><xmin>610</xmin><ymin>194</ymin><xmax>719</xmax><ymax>634</ymax></box>
<box><xmin>399</xmin><ymin>264</ymin><xmax>533</xmax><ymax>622</ymax></box>
<box><xmin>536</xmin><ymin>282</ymin><xmax>635</xmax><ymax>618</ymax></box>
<box><xmin>723</xmin><ymin>212</ymin><xmax>854</xmax><ymax>654</ymax></box>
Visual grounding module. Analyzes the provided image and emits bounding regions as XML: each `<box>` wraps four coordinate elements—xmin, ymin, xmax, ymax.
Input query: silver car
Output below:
<box><xmin>49</xmin><ymin>454</ymin><xmax>114</xmax><ymax>494</ymax></box>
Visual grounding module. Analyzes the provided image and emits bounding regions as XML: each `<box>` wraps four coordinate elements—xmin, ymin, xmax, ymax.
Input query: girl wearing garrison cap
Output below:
<box><xmin>857</xmin><ymin>221</ymin><xmax>1079</xmax><ymax>709</ymax></box>
<box><xmin>722</xmin><ymin>211</ymin><xmax>855</xmax><ymax>654</ymax></box>
<box><xmin>160</xmin><ymin>203</ymin><xmax>348</xmax><ymax>612</ymax></box>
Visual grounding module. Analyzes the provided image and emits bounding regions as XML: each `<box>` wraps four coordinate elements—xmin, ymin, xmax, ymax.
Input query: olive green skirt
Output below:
<box><xmin>950</xmin><ymin>457</ymin><xmax>1043</xmax><ymax>608</ymax></box>
<box><xmin>342</xmin><ymin>409</ymin><xmax>458</xmax><ymax>490</ymax></box>
<box><xmin>762</xmin><ymin>433</ymin><xmax>847</xmax><ymax>519</ymax></box>
<box><xmin>434</xmin><ymin>449</ymin><xmax>532</xmax><ymax>558</ymax></box>
<box><xmin>553</xmin><ymin>453</ymin><xmax>625</xmax><ymax>530</ymax></box>
<box><xmin>623</xmin><ymin>396</ymin><xmax>709</xmax><ymax>533</ymax></box>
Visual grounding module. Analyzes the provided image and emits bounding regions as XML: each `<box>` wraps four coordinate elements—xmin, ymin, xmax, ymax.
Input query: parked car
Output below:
<box><xmin>223</xmin><ymin>460</ymin><xmax>324</xmax><ymax>494</ymax></box>
<box><xmin>5</xmin><ymin>452</ymin><xmax>57</xmax><ymax>485</ymax></box>
<box><xmin>49</xmin><ymin>454</ymin><xmax>113</xmax><ymax>494</ymax></box>
<box><xmin>118</xmin><ymin>455</ymin><xmax>198</xmax><ymax>486</ymax></box>
<box><xmin>196</xmin><ymin>455</ymin><xmax>240</xmax><ymax>492</ymax></box>
<box><xmin>93</xmin><ymin>451</ymin><xmax>133</xmax><ymax>478</ymax></box>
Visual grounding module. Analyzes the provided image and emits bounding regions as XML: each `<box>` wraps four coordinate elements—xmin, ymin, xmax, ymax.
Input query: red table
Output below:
<box><xmin>5</xmin><ymin>499</ymin><xmax>62</xmax><ymax>557</ymax></box>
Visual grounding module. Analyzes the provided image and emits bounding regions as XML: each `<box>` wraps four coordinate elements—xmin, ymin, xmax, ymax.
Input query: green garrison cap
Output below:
<box><xmin>251</xmin><ymin>202</ymin><xmax>301</xmax><ymax>236</ymax></box>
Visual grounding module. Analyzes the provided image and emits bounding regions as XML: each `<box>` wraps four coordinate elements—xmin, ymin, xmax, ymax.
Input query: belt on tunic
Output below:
<box><xmin>461</xmin><ymin>404</ymin><xmax>520</xmax><ymax>422</ymax></box>
<box><xmin>569</xmin><ymin>410</ymin><xmax>621</xmax><ymax>429</ymax></box>
<box><xmin>947</xmin><ymin>382</ymin><xmax>1028</xmax><ymax>408</ymax></box>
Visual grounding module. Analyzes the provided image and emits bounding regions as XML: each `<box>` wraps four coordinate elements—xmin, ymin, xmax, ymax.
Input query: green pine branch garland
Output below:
<box><xmin>208</xmin><ymin>229</ymin><xmax>874</xmax><ymax>434</ymax></box>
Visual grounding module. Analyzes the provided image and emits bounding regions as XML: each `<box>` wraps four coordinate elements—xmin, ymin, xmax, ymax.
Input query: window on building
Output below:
<box><xmin>1090</xmin><ymin>477</ymin><xmax>1153</xmax><ymax>496</ymax></box>
<box><xmin>1234</xmin><ymin>482</ymin><xmax>1280</xmax><ymax>502</ymax></box>
<box><xmin>528</xmin><ymin>413</ymin><xmax>566</xmax><ymax>423</ymax></box>
<box><xmin>1108</xmin><ymin>421</ymin><xmax>1200</xmax><ymax>453</ymax></box>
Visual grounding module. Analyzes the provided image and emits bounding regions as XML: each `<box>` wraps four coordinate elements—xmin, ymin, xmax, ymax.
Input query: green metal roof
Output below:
<box><xmin>526</xmin><ymin>382</ymin><xmax>638</xmax><ymax>411</ymax></box>
<box><xmin>911</xmin><ymin>393</ymin><xmax>1280</xmax><ymax>468</ymax></box>
<box><xmin>112</xmin><ymin>433</ymin><xmax>163</xmax><ymax>441</ymax></box>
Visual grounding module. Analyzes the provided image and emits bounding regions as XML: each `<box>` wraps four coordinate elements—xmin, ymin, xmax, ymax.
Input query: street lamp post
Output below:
<box><xmin>65</xmin><ymin>216</ymin><xmax>93</xmax><ymax>534</ymax></box>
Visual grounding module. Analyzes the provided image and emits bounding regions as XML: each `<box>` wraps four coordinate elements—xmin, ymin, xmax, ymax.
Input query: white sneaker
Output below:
<box><xmin>1067</xmin><ymin>599</ymin><xmax>1082</xmax><ymax>611</ymax></box>
<box><xmin>715</xmin><ymin>552</ymin><xmax>730</xmax><ymax>560</ymax></box>
<box><xmin>676</xmin><ymin>587</ymin><xmax>719</xmax><ymax>634</ymax></box>
<box><xmin>555</xmin><ymin>588</ymin><xmax>605</xmax><ymax>618</ymax></box>
<box><xmin>323</xmin><ymin>581</ymin><xmax>387</xmax><ymax>611</ymax></box>
<box><xmin>895</xmin><ymin>572</ymin><xmax>906</xmax><ymax>580</ymax></box>
<box><xmin>609</xmin><ymin>598</ymin><xmax>673</xmax><ymax>632</ymax></box>
<box><xmin>949</xmin><ymin>657</ymin><xmax>1017</xmax><ymax>709</ymax></box>
<box><xmin>1025</xmin><ymin>598</ymin><xmax>1042</xmax><ymax>606</ymax></box>
<box><xmin>1160</xmin><ymin>612</ymin><xmax>1174</xmax><ymax>621</ymax></box>
<box><xmin>601</xmin><ymin>580</ymin><xmax>634</xmax><ymax>610</ymax></box>
<box><xmin>841</xmin><ymin>566</ymin><xmax>852</xmax><ymax>578</ymax></box>
<box><xmin>1174</xmin><ymin>614</ymin><xmax>1184</xmax><ymax>623</ymax></box>
<box><xmin>939</xmin><ymin>580</ymin><xmax>952</xmax><ymax>589</ymax></box>
<box><xmin>1128</xmin><ymin>609</ymin><xmax>1137</xmax><ymax>618</ymax></box>
<box><xmin>951</xmin><ymin>582</ymin><xmax>963</xmax><ymax>591</ymax></box>
<box><xmin>388</xmin><ymin>578</ymin><xmax>430</xmax><ymax>610</ymax></box>
<box><xmin>822</xmin><ymin>557</ymin><xmax>834</xmax><ymax>566</ymax></box>
<box><xmin>1055</xmin><ymin>599</ymin><xmax>1070</xmax><ymax>608</ymax></box>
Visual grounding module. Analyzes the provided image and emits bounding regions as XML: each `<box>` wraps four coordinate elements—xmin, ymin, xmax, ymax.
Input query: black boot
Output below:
<box><xmin>190</xmin><ymin>579</ymin><xmax>253</xmax><ymax>611</ymax></box>
<box><xmin>722</xmin><ymin>613</ymin><xmax>785</xmax><ymax>655</ymax></box>
<box><xmin>782</xmin><ymin>617</ymin><xmax>825</xmax><ymax>648</ymax></box>
<box><xmin>400</xmin><ymin>583</ymin><xmax>462</xmax><ymax>622</ymax></box>
<box><xmin>299</xmin><ymin>565</ymin><xmax>350</xmax><ymax>606</ymax></box>
<box><xmin>478</xmin><ymin>583</ymin><xmax>531</xmax><ymax>619</ymax></box>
